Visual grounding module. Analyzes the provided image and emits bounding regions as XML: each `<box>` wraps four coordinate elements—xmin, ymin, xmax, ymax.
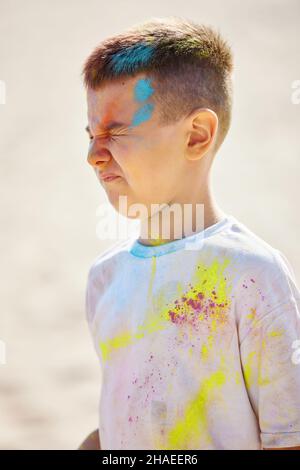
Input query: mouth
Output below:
<box><xmin>101</xmin><ymin>175</ymin><xmax>122</xmax><ymax>182</ymax></box>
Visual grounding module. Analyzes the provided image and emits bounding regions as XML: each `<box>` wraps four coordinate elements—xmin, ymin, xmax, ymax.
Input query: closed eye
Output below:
<box><xmin>88</xmin><ymin>134</ymin><xmax>119</xmax><ymax>143</ymax></box>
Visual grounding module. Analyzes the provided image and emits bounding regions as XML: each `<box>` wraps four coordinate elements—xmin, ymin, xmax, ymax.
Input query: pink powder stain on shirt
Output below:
<box><xmin>168</xmin><ymin>288</ymin><xmax>229</xmax><ymax>330</ymax></box>
<box><xmin>128</xmin><ymin>416</ymin><xmax>138</xmax><ymax>423</ymax></box>
<box><xmin>128</xmin><ymin>416</ymin><xmax>139</xmax><ymax>423</ymax></box>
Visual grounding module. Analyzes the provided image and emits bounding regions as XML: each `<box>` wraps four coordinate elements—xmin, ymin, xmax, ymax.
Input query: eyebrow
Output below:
<box><xmin>85</xmin><ymin>121</ymin><xmax>128</xmax><ymax>135</ymax></box>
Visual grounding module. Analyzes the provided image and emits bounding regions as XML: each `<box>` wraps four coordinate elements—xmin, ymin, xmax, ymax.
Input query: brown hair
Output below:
<box><xmin>82</xmin><ymin>16</ymin><xmax>234</xmax><ymax>152</ymax></box>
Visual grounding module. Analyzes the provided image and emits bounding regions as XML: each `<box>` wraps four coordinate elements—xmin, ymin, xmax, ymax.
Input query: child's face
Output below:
<box><xmin>86</xmin><ymin>73</ymin><xmax>188</xmax><ymax>219</ymax></box>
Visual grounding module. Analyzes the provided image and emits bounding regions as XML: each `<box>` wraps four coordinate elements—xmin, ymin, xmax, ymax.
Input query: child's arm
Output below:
<box><xmin>78</xmin><ymin>429</ymin><xmax>101</xmax><ymax>450</ymax></box>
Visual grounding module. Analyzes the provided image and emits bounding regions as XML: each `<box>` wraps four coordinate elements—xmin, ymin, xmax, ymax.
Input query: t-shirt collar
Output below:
<box><xmin>127</xmin><ymin>214</ymin><xmax>233</xmax><ymax>258</ymax></box>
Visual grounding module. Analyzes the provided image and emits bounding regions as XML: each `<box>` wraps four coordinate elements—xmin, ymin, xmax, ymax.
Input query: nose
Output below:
<box><xmin>87</xmin><ymin>139</ymin><xmax>112</xmax><ymax>169</ymax></box>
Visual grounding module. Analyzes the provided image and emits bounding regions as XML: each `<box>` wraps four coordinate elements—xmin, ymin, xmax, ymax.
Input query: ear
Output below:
<box><xmin>185</xmin><ymin>108</ymin><xmax>218</xmax><ymax>161</ymax></box>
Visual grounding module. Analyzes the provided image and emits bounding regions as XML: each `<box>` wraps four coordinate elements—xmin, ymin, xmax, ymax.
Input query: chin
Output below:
<box><xmin>109</xmin><ymin>193</ymin><xmax>148</xmax><ymax>220</ymax></box>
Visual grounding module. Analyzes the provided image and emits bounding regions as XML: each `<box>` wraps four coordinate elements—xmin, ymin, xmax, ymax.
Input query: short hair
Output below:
<box><xmin>82</xmin><ymin>16</ymin><xmax>234</xmax><ymax>152</ymax></box>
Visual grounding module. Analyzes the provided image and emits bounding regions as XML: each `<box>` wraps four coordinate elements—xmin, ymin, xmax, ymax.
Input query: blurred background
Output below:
<box><xmin>0</xmin><ymin>0</ymin><xmax>299</xmax><ymax>450</ymax></box>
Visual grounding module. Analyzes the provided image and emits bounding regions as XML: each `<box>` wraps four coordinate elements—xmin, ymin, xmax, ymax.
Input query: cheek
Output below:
<box><xmin>116</xmin><ymin>134</ymin><xmax>181</xmax><ymax>188</ymax></box>
<box><xmin>135</xmin><ymin>139</ymin><xmax>179</xmax><ymax>182</ymax></box>
<box><xmin>111</xmin><ymin>140</ymin><xmax>131</xmax><ymax>165</ymax></box>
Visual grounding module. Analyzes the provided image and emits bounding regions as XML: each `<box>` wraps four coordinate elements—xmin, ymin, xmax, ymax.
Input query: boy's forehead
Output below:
<box><xmin>87</xmin><ymin>73</ymin><xmax>156</xmax><ymax>131</ymax></box>
<box><xmin>87</xmin><ymin>75</ymin><xmax>147</xmax><ymax>114</ymax></box>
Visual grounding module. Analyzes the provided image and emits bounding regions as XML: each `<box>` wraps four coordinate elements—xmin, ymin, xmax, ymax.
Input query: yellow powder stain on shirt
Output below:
<box><xmin>247</xmin><ymin>307</ymin><xmax>256</xmax><ymax>321</ymax></box>
<box><xmin>246</xmin><ymin>307</ymin><xmax>261</xmax><ymax>329</ymax></box>
<box><xmin>268</xmin><ymin>330</ymin><xmax>283</xmax><ymax>337</ymax></box>
<box><xmin>242</xmin><ymin>318</ymin><xmax>285</xmax><ymax>390</ymax></box>
<box><xmin>243</xmin><ymin>351</ymin><xmax>256</xmax><ymax>388</ymax></box>
<box><xmin>201</xmin><ymin>343</ymin><xmax>209</xmax><ymax>361</ymax></box>
<box><xmin>235</xmin><ymin>370</ymin><xmax>242</xmax><ymax>385</ymax></box>
<box><xmin>155</xmin><ymin>368</ymin><xmax>227</xmax><ymax>450</ymax></box>
<box><xmin>200</xmin><ymin>334</ymin><xmax>215</xmax><ymax>361</ymax></box>
<box><xmin>243</xmin><ymin>349</ymin><xmax>272</xmax><ymax>388</ymax></box>
<box><xmin>99</xmin><ymin>257</ymin><xmax>232</xmax><ymax>363</ymax></box>
<box><xmin>99</xmin><ymin>319</ymin><xmax>166</xmax><ymax>362</ymax></box>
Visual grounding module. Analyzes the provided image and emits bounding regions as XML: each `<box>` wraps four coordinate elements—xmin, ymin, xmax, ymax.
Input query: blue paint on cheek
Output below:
<box><xmin>131</xmin><ymin>103</ymin><xmax>154</xmax><ymax>127</ymax></box>
<box><xmin>134</xmin><ymin>78</ymin><xmax>154</xmax><ymax>102</ymax></box>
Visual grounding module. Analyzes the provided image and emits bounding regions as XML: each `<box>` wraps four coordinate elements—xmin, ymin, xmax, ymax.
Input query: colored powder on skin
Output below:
<box><xmin>110</xmin><ymin>43</ymin><xmax>155</xmax><ymax>74</ymax></box>
<box><xmin>130</xmin><ymin>102</ymin><xmax>154</xmax><ymax>127</ymax></box>
<box><xmin>134</xmin><ymin>78</ymin><xmax>154</xmax><ymax>102</ymax></box>
<box><xmin>129</xmin><ymin>77</ymin><xmax>155</xmax><ymax>129</ymax></box>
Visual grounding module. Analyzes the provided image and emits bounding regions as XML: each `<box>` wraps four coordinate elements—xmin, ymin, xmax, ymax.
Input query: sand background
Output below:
<box><xmin>0</xmin><ymin>0</ymin><xmax>299</xmax><ymax>449</ymax></box>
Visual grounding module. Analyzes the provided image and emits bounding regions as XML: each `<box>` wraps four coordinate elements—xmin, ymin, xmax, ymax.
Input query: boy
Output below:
<box><xmin>78</xmin><ymin>17</ymin><xmax>300</xmax><ymax>450</ymax></box>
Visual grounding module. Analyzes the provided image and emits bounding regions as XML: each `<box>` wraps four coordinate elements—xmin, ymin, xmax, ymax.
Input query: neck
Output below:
<box><xmin>138</xmin><ymin>183</ymin><xmax>226</xmax><ymax>247</ymax></box>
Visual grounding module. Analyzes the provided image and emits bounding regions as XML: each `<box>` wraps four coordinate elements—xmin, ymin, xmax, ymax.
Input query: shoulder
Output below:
<box><xmin>86</xmin><ymin>235</ymin><xmax>135</xmax><ymax>286</ymax></box>
<box><xmin>215</xmin><ymin>216</ymin><xmax>297</xmax><ymax>284</ymax></box>
<box><xmin>219</xmin><ymin>218</ymin><xmax>300</xmax><ymax>335</ymax></box>
<box><xmin>84</xmin><ymin>236</ymin><xmax>135</xmax><ymax>325</ymax></box>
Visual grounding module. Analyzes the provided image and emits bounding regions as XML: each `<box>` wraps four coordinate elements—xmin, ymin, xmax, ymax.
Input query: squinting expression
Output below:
<box><xmin>86</xmin><ymin>73</ymin><xmax>187</xmax><ymax>218</ymax></box>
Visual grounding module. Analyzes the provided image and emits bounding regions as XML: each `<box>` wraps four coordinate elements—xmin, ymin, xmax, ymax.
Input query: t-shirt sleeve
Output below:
<box><xmin>237</xmin><ymin>249</ymin><xmax>300</xmax><ymax>448</ymax></box>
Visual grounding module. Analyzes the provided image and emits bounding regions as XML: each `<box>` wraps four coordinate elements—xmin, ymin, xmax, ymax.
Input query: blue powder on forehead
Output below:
<box><xmin>134</xmin><ymin>78</ymin><xmax>154</xmax><ymax>102</ymax></box>
<box><xmin>111</xmin><ymin>43</ymin><xmax>155</xmax><ymax>74</ymax></box>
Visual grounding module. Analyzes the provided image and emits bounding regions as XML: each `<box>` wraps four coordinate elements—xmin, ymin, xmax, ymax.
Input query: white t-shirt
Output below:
<box><xmin>85</xmin><ymin>214</ymin><xmax>300</xmax><ymax>450</ymax></box>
